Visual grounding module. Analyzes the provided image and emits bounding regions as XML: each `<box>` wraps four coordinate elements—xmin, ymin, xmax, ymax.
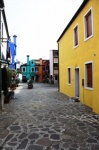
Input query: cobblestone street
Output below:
<box><xmin>0</xmin><ymin>83</ymin><xmax>99</xmax><ymax>150</ymax></box>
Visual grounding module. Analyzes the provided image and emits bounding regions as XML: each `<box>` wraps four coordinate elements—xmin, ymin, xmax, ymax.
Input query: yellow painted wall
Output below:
<box><xmin>58</xmin><ymin>0</ymin><xmax>99</xmax><ymax>114</ymax></box>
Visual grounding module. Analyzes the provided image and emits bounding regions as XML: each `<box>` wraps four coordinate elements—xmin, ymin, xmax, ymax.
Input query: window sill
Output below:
<box><xmin>84</xmin><ymin>34</ymin><xmax>93</xmax><ymax>42</ymax></box>
<box><xmin>67</xmin><ymin>83</ymin><xmax>71</xmax><ymax>86</ymax></box>
<box><xmin>73</xmin><ymin>44</ymin><xmax>79</xmax><ymax>49</ymax></box>
<box><xmin>84</xmin><ymin>86</ymin><xmax>93</xmax><ymax>90</ymax></box>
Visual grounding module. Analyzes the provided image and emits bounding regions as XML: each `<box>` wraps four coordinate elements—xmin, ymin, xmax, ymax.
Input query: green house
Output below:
<box><xmin>21</xmin><ymin>55</ymin><xmax>35</xmax><ymax>82</ymax></box>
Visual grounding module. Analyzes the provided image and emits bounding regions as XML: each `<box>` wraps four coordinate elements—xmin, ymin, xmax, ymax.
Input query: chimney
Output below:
<box><xmin>13</xmin><ymin>35</ymin><xmax>17</xmax><ymax>46</ymax></box>
<box><xmin>13</xmin><ymin>35</ymin><xmax>17</xmax><ymax>55</ymax></box>
<box><xmin>27</xmin><ymin>55</ymin><xmax>29</xmax><ymax>65</ymax></box>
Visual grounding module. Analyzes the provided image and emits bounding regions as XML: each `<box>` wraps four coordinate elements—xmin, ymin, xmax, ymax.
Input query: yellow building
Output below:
<box><xmin>57</xmin><ymin>0</ymin><xmax>99</xmax><ymax>114</ymax></box>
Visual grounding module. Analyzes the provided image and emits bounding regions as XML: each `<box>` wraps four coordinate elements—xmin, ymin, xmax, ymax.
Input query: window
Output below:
<box><xmin>53</xmin><ymin>51</ymin><xmax>58</xmax><ymax>57</ymax></box>
<box><xmin>31</xmin><ymin>67</ymin><xmax>34</xmax><ymax>72</ymax></box>
<box><xmin>55</xmin><ymin>75</ymin><xmax>58</xmax><ymax>80</ymax></box>
<box><xmin>73</xmin><ymin>25</ymin><xmax>78</xmax><ymax>47</ymax></box>
<box><xmin>35</xmin><ymin>67</ymin><xmax>39</xmax><ymax>71</ymax></box>
<box><xmin>22</xmin><ymin>67</ymin><xmax>26</xmax><ymax>72</ymax></box>
<box><xmin>45</xmin><ymin>66</ymin><xmax>49</xmax><ymax>70</ymax></box>
<box><xmin>85</xmin><ymin>62</ymin><xmax>93</xmax><ymax>88</ymax></box>
<box><xmin>67</xmin><ymin>68</ymin><xmax>71</xmax><ymax>84</ymax></box>
<box><xmin>84</xmin><ymin>8</ymin><xmax>93</xmax><ymax>40</ymax></box>
<box><xmin>43</xmin><ymin>66</ymin><xmax>45</xmax><ymax>71</ymax></box>
<box><xmin>54</xmin><ymin>63</ymin><xmax>58</xmax><ymax>70</ymax></box>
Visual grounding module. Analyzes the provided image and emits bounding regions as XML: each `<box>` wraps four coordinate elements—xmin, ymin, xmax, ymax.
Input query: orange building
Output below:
<box><xmin>35</xmin><ymin>58</ymin><xmax>49</xmax><ymax>82</ymax></box>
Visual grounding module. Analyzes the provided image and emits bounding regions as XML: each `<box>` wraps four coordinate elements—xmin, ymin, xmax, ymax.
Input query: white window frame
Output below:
<box><xmin>84</xmin><ymin>61</ymin><xmax>93</xmax><ymax>90</ymax></box>
<box><xmin>22</xmin><ymin>67</ymin><xmax>26</xmax><ymax>72</ymax></box>
<box><xmin>84</xmin><ymin>7</ymin><xmax>93</xmax><ymax>41</ymax></box>
<box><xmin>31</xmin><ymin>61</ymin><xmax>34</xmax><ymax>64</ymax></box>
<box><xmin>73</xmin><ymin>24</ymin><xmax>79</xmax><ymax>48</ymax></box>
<box><xmin>67</xmin><ymin>67</ymin><xmax>71</xmax><ymax>85</ymax></box>
<box><xmin>35</xmin><ymin>67</ymin><xmax>39</xmax><ymax>72</ymax></box>
<box><xmin>31</xmin><ymin>67</ymin><xmax>34</xmax><ymax>72</ymax></box>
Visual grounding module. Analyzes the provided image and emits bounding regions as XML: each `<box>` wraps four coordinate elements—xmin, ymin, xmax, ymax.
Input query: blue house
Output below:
<box><xmin>7</xmin><ymin>35</ymin><xmax>17</xmax><ymax>69</ymax></box>
<box><xmin>21</xmin><ymin>55</ymin><xmax>35</xmax><ymax>82</ymax></box>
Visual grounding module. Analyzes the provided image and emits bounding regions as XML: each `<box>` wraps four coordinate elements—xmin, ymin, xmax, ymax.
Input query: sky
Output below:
<box><xmin>4</xmin><ymin>0</ymin><xmax>83</xmax><ymax>63</ymax></box>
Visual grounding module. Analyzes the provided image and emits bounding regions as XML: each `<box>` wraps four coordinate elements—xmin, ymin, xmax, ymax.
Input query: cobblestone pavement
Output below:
<box><xmin>0</xmin><ymin>83</ymin><xmax>99</xmax><ymax>150</ymax></box>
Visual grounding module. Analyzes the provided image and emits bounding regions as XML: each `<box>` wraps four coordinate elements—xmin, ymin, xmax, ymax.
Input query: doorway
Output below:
<box><xmin>74</xmin><ymin>68</ymin><xmax>79</xmax><ymax>98</ymax></box>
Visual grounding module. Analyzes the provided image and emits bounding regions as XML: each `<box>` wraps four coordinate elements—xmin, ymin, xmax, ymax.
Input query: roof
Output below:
<box><xmin>21</xmin><ymin>63</ymin><xmax>27</xmax><ymax>66</ymax></box>
<box><xmin>57</xmin><ymin>0</ymin><xmax>89</xmax><ymax>42</ymax></box>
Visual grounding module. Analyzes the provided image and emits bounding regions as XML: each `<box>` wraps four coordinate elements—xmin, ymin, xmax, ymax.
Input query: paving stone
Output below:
<box><xmin>62</xmin><ymin>142</ymin><xmax>70</xmax><ymax>148</ymax></box>
<box><xmin>0</xmin><ymin>146</ymin><xmax>3</xmax><ymax>150</ymax></box>
<box><xmin>63</xmin><ymin>138</ymin><xmax>72</xmax><ymax>143</ymax></box>
<box><xmin>30</xmin><ymin>140</ymin><xmax>35</xmax><ymax>144</ymax></box>
<box><xmin>76</xmin><ymin>122</ymin><xmax>86</xmax><ymax>126</ymax></box>
<box><xmin>68</xmin><ymin>148</ymin><xmax>77</xmax><ymax>150</ymax></box>
<box><xmin>5</xmin><ymin>134</ymin><xmax>14</xmax><ymax>142</ymax></box>
<box><xmin>9</xmin><ymin>126</ymin><xmax>21</xmax><ymax>131</ymax></box>
<box><xmin>11</xmin><ymin>138</ymin><xmax>17</xmax><ymax>142</ymax></box>
<box><xmin>8</xmin><ymin>142</ymin><xmax>17</xmax><ymax>146</ymax></box>
<box><xmin>36</xmin><ymin>137</ymin><xmax>52</xmax><ymax>146</ymax></box>
<box><xmin>0</xmin><ymin>83</ymin><xmax>99</xmax><ymax>150</ymax></box>
<box><xmin>95</xmin><ymin>136</ymin><xmax>99</xmax><ymax>141</ymax></box>
<box><xmin>17</xmin><ymin>139</ymin><xmax>28</xmax><ymax>149</ymax></box>
<box><xmin>90</xmin><ymin>132</ymin><xmax>99</xmax><ymax>137</ymax></box>
<box><xmin>90</xmin><ymin>144</ymin><xmax>99</xmax><ymax>150</ymax></box>
<box><xmin>50</xmin><ymin>134</ymin><xmax>60</xmax><ymax>140</ymax></box>
<box><xmin>0</xmin><ymin>128</ymin><xmax>4</xmax><ymax>134</ymax></box>
<box><xmin>86</xmin><ymin>138</ymin><xmax>98</xmax><ymax>143</ymax></box>
<box><xmin>28</xmin><ymin>133</ymin><xmax>39</xmax><ymax>139</ymax></box>
<box><xmin>45</xmin><ymin>147</ymin><xmax>51</xmax><ymax>150</ymax></box>
<box><xmin>48</xmin><ymin>130</ymin><xmax>56</xmax><ymax>134</ymax></box>
<box><xmin>29</xmin><ymin>128</ymin><xmax>39</xmax><ymax>132</ymax></box>
<box><xmin>18</xmin><ymin>132</ymin><xmax>27</xmax><ymax>139</ymax></box>
<box><xmin>0</xmin><ymin>130</ymin><xmax>9</xmax><ymax>139</ymax></box>
<box><xmin>28</xmin><ymin>144</ymin><xmax>43</xmax><ymax>150</ymax></box>
<box><xmin>43</xmin><ymin>134</ymin><xmax>49</xmax><ymax>137</ymax></box>
<box><xmin>52</xmin><ymin>144</ymin><xmax>59</xmax><ymax>149</ymax></box>
<box><xmin>62</xmin><ymin>134</ymin><xmax>72</xmax><ymax>140</ymax></box>
<box><xmin>5</xmin><ymin>147</ymin><xmax>13</xmax><ymax>150</ymax></box>
<box><xmin>70</xmin><ymin>143</ymin><xmax>79</xmax><ymax>148</ymax></box>
<box><xmin>41</xmin><ymin>128</ymin><xmax>49</xmax><ymax>131</ymax></box>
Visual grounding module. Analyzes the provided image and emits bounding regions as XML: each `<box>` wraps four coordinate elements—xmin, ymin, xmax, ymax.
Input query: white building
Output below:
<box><xmin>49</xmin><ymin>50</ymin><xmax>58</xmax><ymax>84</ymax></box>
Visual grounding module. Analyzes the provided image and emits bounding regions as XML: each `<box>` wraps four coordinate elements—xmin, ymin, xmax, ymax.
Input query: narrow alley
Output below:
<box><xmin>0</xmin><ymin>83</ymin><xmax>99</xmax><ymax>150</ymax></box>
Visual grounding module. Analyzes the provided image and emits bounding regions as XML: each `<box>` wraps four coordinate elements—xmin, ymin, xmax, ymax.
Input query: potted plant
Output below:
<box><xmin>2</xmin><ymin>66</ymin><xmax>12</xmax><ymax>103</ymax></box>
<box><xmin>27</xmin><ymin>79</ymin><xmax>33</xmax><ymax>89</ymax></box>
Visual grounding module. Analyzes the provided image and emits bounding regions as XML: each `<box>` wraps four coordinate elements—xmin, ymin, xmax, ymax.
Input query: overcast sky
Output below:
<box><xmin>4</xmin><ymin>0</ymin><xmax>83</xmax><ymax>63</ymax></box>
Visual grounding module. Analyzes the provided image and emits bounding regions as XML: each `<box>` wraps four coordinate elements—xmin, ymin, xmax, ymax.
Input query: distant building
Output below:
<box><xmin>21</xmin><ymin>55</ymin><xmax>35</xmax><ymax>82</ymax></box>
<box><xmin>35</xmin><ymin>58</ymin><xmax>49</xmax><ymax>82</ymax></box>
<box><xmin>21</xmin><ymin>56</ymin><xmax>49</xmax><ymax>83</ymax></box>
<box><xmin>50</xmin><ymin>50</ymin><xmax>58</xmax><ymax>84</ymax></box>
